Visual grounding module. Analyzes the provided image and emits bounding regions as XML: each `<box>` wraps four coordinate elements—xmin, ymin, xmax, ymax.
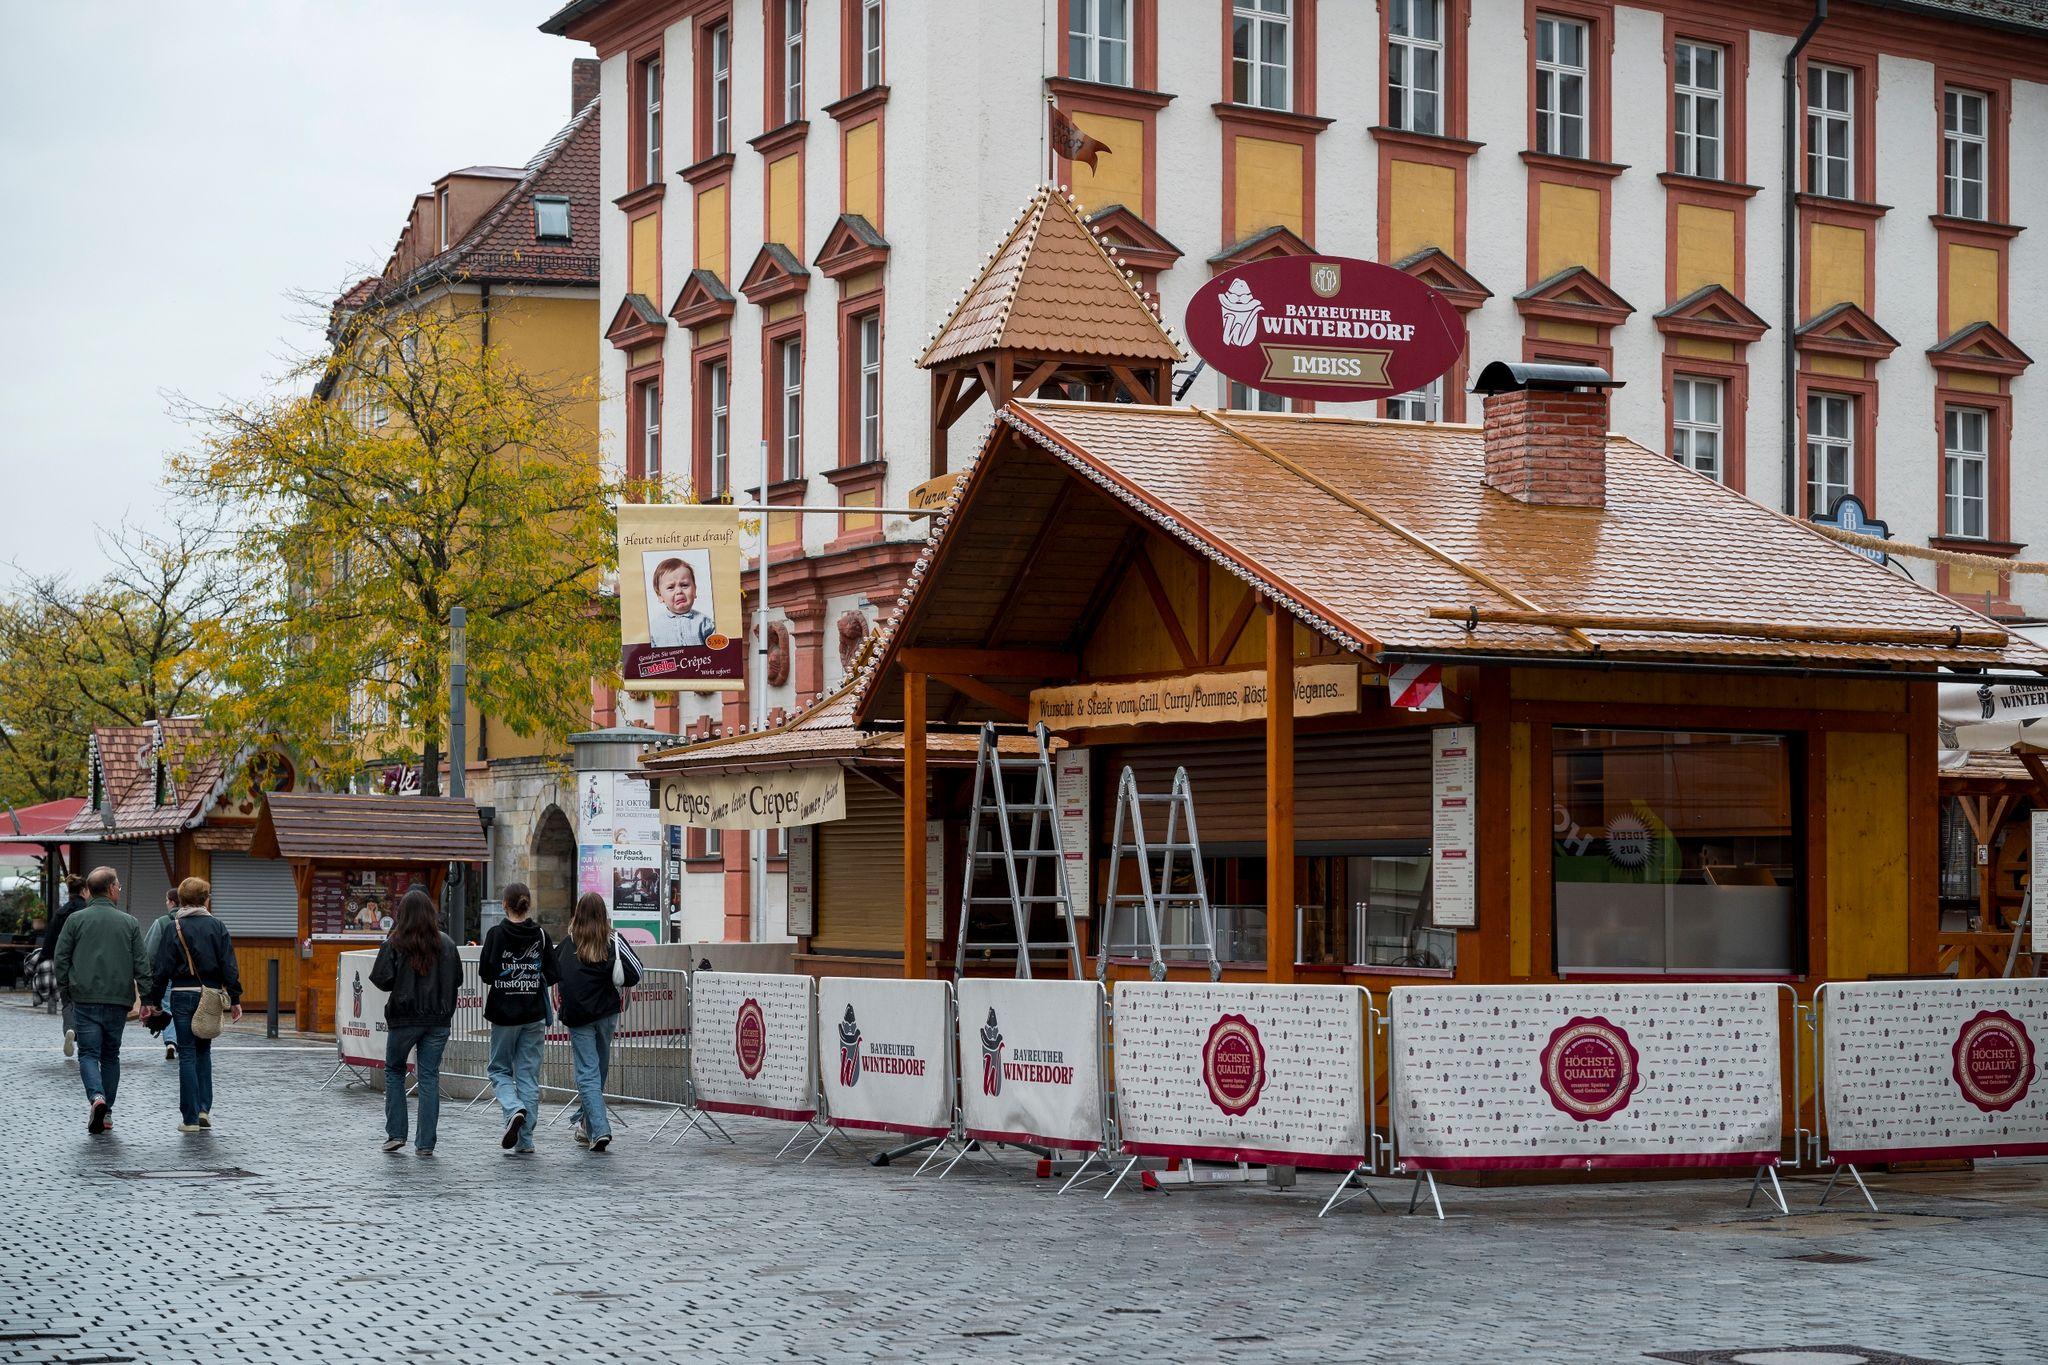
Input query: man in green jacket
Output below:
<box><xmin>54</xmin><ymin>866</ymin><xmax>152</xmax><ymax>1134</ymax></box>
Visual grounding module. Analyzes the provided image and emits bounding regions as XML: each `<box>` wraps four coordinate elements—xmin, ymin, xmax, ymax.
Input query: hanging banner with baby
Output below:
<box><xmin>617</xmin><ymin>504</ymin><xmax>745</xmax><ymax>692</ymax></box>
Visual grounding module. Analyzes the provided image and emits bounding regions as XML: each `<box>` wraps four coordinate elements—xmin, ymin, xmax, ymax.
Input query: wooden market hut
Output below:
<box><xmin>250</xmin><ymin>792</ymin><xmax>487</xmax><ymax>1031</ymax></box>
<box><xmin>1938</xmin><ymin>746</ymin><xmax>2046</xmax><ymax>977</ymax></box>
<box><xmin>848</xmin><ymin>375</ymin><xmax>2048</xmax><ymax>992</ymax></box>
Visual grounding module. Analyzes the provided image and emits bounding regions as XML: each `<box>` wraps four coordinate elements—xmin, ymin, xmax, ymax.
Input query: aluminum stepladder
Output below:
<box><xmin>1096</xmin><ymin>765</ymin><xmax>1222</xmax><ymax>983</ymax></box>
<box><xmin>956</xmin><ymin>722</ymin><xmax>1083</xmax><ymax>980</ymax></box>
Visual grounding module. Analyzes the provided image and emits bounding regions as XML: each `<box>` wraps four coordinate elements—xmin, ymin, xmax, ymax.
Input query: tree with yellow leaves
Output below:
<box><xmin>173</xmin><ymin>301</ymin><xmax>619</xmax><ymax>796</ymax></box>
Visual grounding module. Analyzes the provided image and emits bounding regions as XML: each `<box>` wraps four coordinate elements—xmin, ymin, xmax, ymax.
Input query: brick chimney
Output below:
<box><xmin>571</xmin><ymin>57</ymin><xmax>600</xmax><ymax>115</ymax></box>
<box><xmin>1472</xmin><ymin>362</ymin><xmax>1621</xmax><ymax>509</ymax></box>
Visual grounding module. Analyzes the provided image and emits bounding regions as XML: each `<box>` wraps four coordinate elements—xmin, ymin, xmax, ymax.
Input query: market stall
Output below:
<box><xmin>249</xmin><ymin>792</ymin><xmax>487</xmax><ymax>1032</ymax></box>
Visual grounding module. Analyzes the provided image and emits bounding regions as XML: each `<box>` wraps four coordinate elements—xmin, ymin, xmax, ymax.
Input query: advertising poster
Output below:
<box><xmin>608</xmin><ymin>772</ymin><xmax>664</xmax><ymax>937</ymax></box>
<box><xmin>818</xmin><ymin>977</ymin><xmax>954</xmax><ymax>1138</ymax></box>
<box><xmin>576</xmin><ymin>844</ymin><xmax>611</xmax><ymax>902</ymax></box>
<box><xmin>617</xmin><ymin>503</ymin><xmax>745</xmax><ymax>692</ymax></box>
<box><xmin>957</xmin><ymin>977</ymin><xmax>1107</xmax><ymax>1152</ymax></box>
<box><xmin>1389</xmin><ymin>984</ymin><xmax>1783</xmax><ymax>1170</ymax></box>
<box><xmin>785</xmin><ymin>824</ymin><xmax>815</xmax><ymax>936</ymax></box>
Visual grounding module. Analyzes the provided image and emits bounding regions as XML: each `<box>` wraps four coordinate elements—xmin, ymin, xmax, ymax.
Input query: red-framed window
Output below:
<box><xmin>694</xmin><ymin>342</ymin><xmax>733</xmax><ymax>498</ymax></box>
<box><xmin>767</xmin><ymin>0</ymin><xmax>806</xmax><ymax>128</ymax></box>
<box><xmin>764</xmin><ymin>323</ymin><xmax>805</xmax><ymax>484</ymax></box>
<box><xmin>628</xmin><ymin>369</ymin><xmax>663</xmax><ymax>483</ymax></box>
<box><xmin>697</xmin><ymin>11</ymin><xmax>734</xmax><ymax>160</ymax></box>
<box><xmin>632</xmin><ymin>48</ymin><xmax>664</xmax><ymax>188</ymax></box>
<box><xmin>840</xmin><ymin>300</ymin><xmax>882</xmax><ymax>466</ymax></box>
<box><xmin>1526</xmin><ymin>0</ymin><xmax>1610</xmax><ymax>163</ymax></box>
<box><xmin>842</xmin><ymin>0</ymin><xmax>883</xmax><ymax>96</ymax></box>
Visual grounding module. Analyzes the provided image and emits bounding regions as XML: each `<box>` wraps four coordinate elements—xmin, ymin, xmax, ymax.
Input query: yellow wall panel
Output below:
<box><xmin>1807</xmin><ymin>354</ymin><xmax>1866</xmax><ymax>379</ymax></box>
<box><xmin>629</xmin><ymin>212</ymin><xmax>659</xmax><ymax>298</ymax></box>
<box><xmin>1671</xmin><ymin>337</ymin><xmax>1735</xmax><ymax>361</ymax></box>
<box><xmin>1949</xmin><ymin>560</ymin><xmax>2004</xmax><ymax>597</ymax></box>
<box><xmin>1808</xmin><ymin>223</ymin><xmax>1866</xmax><ymax>310</ymax></box>
<box><xmin>1535</xmin><ymin>182</ymin><xmax>1600</xmax><ymax>279</ymax></box>
<box><xmin>695</xmin><ymin>185</ymin><xmax>728</xmax><ymax>274</ymax></box>
<box><xmin>628</xmin><ymin>343</ymin><xmax>662</xmax><ymax>370</ymax></box>
<box><xmin>1234</xmin><ymin>136</ymin><xmax>1304</xmax><ymax>239</ymax></box>
<box><xmin>1945</xmin><ymin>242</ymin><xmax>1999</xmax><ymax>333</ymax></box>
<box><xmin>1536</xmin><ymin>320</ymin><xmax>1598</xmax><ymax>344</ymax></box>
<box><xmin>1673</xmin><ymin>203</ymin><xmax>1736</xmax><ymax>294</ymax></box>
<box><xmin>1068</xmin><ymin>112</ymin><xmax>1144</xmax><ymax>214</ymax></box>
<box><xmin>767</xmin><ymin>153</ymin><xmax>802</xmax><ymax>249</ymax></box>
<box><xmin>1946</xmin><ymin>369</ymin><xmax>1999</xmax><ymax>394</ymax></box>
<box><xmin>844</xmin><ymin>122</ymin><xmax>880</xmax><ymax>223</ymax></box>
<box><xmin>1825</xmin><ymin>732</ymin><xmax>1910</xmax><ymax>980</ymax></box>
<box><xmin>1387</xmin><ymin>159</ymin><xmax>1456</xmax><ymax>259</ymax></box>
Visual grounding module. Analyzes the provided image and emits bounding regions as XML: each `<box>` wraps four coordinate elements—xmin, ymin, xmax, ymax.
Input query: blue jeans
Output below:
<box><xmin>488</xmin><ymin>1021</ymin><xmax>546</xmax><ymax>1150</ymax></box>
<box><xmin>73</xmin><ymin>1002</ymin><xmax>128</xmax><ymax>1108</ymax></box>
<box><xmin>567</xmin><ymin>1014</ymin><xmax>616</xmax><ymax>1141</ymax></box>
<box><xmin>385</xmin><ymin>1024</ymin><xmax>450</xmax><ymax>1150</ymax></box>
<box><xmin>167</xmin><ymin>991</ymin><xmax>214</xmax><ymax>1124</ymax></box>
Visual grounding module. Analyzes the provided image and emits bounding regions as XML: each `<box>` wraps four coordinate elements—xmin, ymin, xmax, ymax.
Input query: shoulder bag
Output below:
<box><xmin>173</xmin><ymin>917</ymin><xmax>231</xmax><ymax>1041</ymax></box>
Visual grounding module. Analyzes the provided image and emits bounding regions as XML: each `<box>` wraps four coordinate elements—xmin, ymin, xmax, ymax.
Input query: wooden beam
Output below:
<box><xmin>1196</xmin><ymin>560</ymin><xmax>1211</xmax><ymax>662</ymax></box>
<box><xmin>2019</xmin><ymin>749</ymin><xmax>2048</xmax><ymax>801</ymax></box>
<box><xmin>898</xmin><ymin>647</ymin><xmax>1078</xmax><ymax>678</ymax></box>
<box><xmin>932</xmin><ymin>672</ymin><xmax>1030</xmax><ymax>721</ymax></box>
<box><xmin>1016</xmin><ymin>358</ymin><xmax>1065</xmax><ymax>397</ymax></box>
<box><xmin>1132</xmin><ymin>541</ymin><xmax>1199</xmax><ymax>668</ymax></box>
<box><xmin>852</xmin><ymin>766</ymin><xmax>905</xmax><ymax>801</ymax></box>
<box><xmin>930</xmin><ymin>371</ymin><xmax>955</xmax><ymax>480</ymax></box>
<box><xmin>903</xmin><ymin>670</ymin><xmax>928</xmax><ymax>979</ymax></box>
<box><xmin>941</xmin><ymin>371</ymin><xmax>987</xmax><ymax>427</ymax></box>
<box><xmin>1424</xmin><ymin>605</ymin><xmax>2011</xmax><ymax>649</ymax></box>
<box><xmin>1210</xmin><ymin>582</ymin><xmax>1259</xmax><ymax>667</ymax></box>
<box><xmin>980</xmin><ymin>481</ymin><xmax>1076</xmax><ymax>650</ymax></box>
<box><xmin>1108</xmin><ymin>362</ymin><xmax>1150</xmax><ymax>404</ymax></box>
<box><xmin>1264</xmin><ymin>604</ymin><xmax>1297</xmax><ymax>983</ymax></box>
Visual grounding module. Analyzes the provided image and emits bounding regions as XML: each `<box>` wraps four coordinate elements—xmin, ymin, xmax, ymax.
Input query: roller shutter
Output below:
<box><xmin>811</xmin><ymin>781</ymin><xmax>904</xmax><ymax>953</ymax></box>
<box><xmin>209</xmin><ymin>852</ymin><xmax>301</xmax><ymax>937</ymax></box>
<box><xmin>1102</xmin><ymin>731</ymin><xmax>1430</xmax><ymax>849</ymax></box>
<box><xmin>121</xmin><ymin>842</ymin><xmax>175</xmax><ymax>929</ymax></box>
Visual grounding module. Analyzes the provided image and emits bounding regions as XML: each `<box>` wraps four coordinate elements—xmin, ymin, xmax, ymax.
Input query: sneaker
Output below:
<box><xmin>590</xmin><ymin>1134</ymin><xmax>611</xmax><ymax>1153</ymax></box>
<box><xmin>165</xmin><ymin>1043</ymin><xmax>177</xmax><ymax>1060</ymax></box>
<box><xmin>197</xmin><ymin>1112</ymin><xmax>211</xmax><ymax>1129</ymax></box>
<box><xmin>513</xmin><ymin>1145</ymin><xmax>536</xmax><ymax>1156</ymax></box>
<box><xmin>87</xmin><ymin>1097</ymin><xmax>107</xmax><ymax>1134</ymax></box>
<box><xmin>416</xmin><ymin>1148</ymin><xmax>435</xmax><ymax>1158</ymax></box>
<box><xmin>573</xmin><ymin>1121</ymin><xmax>590</xmax><ymax>1148</ymax></box>
<box><xmin>178</xmin><ymin>1122</ymin><xmax>203</xmax><ymax>1133</ymax></box>
<box><xmin>101</xmin><ymin>1113</ymin><xmax>113</xmax><ymax>1131</ymax></box>
<box><xmin>63</xmin><ymin>1029</ymin><xmax>75</xmax><ymax>1058</ymax></box>
<box><xmin>381</xmin><ymin>1138</ymin><xmax>406</xmax><ymax>1154</ymax></box>
<box><xmin>502</xmin><ymin>1108</ymin><xmax>528</xmax><ymax>1151</ymax></box>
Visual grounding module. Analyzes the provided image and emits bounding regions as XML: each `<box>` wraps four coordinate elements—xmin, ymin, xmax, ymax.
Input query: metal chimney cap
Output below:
<box><xmin>1471</xmin><ymin>360</ymin><xmax>1623</xmax><ymax>395</ymax></box>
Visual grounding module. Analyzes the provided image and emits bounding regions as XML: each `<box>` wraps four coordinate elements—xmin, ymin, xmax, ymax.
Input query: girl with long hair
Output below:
<box><xmin>551</xmin><ymin>892</ymin><xmax>641</xmax><ymax>1153</ymax></box>
<box><xmin>369</xmin><ymin>888</ymin><xmax>460</xmax><ymax>1155</ymax></box>
<box><xmin>479</xmin><ymin>881</ymin><xmax>556</xmax><ymax>1153</ymax></box>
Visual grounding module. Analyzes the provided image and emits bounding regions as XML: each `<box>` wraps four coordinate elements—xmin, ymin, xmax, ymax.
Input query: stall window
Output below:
<box><xmin>1551</xmin><ymin>727</ymin><xmax>1800</xmax><ymax>976</ymax></box>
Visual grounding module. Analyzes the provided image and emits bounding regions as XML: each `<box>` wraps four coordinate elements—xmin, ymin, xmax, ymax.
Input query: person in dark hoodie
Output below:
<box><xmin>552</xmin><ymin>892</ymin><xmax>641</xmax><ymax>1154</ymax></box>
<box><xmin>151</xmin><ymin>877</ymin><xmax>243</xmax><ymax>1132</ymax></box>
<box><xmin>478</xmin><ymin>882</ymin><xmax>556</xmax><ymax>1154</ymax></box>
<box><xmin>369</xmin><ymin>888</ymin><xmax>460</xmax><ymax>1156</ymax></box>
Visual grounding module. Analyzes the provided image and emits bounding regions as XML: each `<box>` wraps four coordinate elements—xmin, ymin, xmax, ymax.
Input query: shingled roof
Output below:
<box><xmin>918</xmin><ymin>184</ymin><xmax>1183</xmax><ymax>370</ymax></box>
<box><xmin>62</xmin><ymin>719</ymin><xmax>231</xmax><ymax>843</ymax></box>
<box><xmin>251</xmin><ymin>793</ymin><xmax>486</xmax><ymax>864</ymax></box>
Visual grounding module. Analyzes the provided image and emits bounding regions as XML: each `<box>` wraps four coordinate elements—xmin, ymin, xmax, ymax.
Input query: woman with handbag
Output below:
<box><xmin>150</xmin><ymin>877</ymin><xmax>243</xmax><ymax>1132</ymax></box>
<box><xmin>551</xmin><ymin>892</ymin><xmax>642</xmax><ymax>1154</ymax></box>
<box><xmin>369</xmin><ymin>888</ymin><xmax>461</xmax><ymax>1156</ymax></box>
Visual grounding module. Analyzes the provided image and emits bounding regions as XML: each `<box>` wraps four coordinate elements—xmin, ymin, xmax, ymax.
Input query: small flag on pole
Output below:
<box><xmin>1048</xmin><ymin>99</ymin><xmax>1111</xmax><ymax>171</ymax></box>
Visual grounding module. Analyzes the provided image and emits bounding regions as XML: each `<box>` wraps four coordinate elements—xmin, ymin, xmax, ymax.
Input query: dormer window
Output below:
<box><xmin>154</xmin><ymin>757</ymin><xmax>170</xmax><ymax>807</ymax></box>
<box><xmin>535</xmin><ymin>196</ymin><xmax>572</xmax><ymax>240</ymax></box>
<box><xmin>437</xmin><ymin>187</ymin><xmax>452</xmax><ymax>249</ymax></box>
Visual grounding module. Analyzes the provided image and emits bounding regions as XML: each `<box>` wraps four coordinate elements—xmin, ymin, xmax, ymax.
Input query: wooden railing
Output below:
<box><xmin>1936</xmin><ymin>930</ymin><xmax>2039</xmax><ymax>979</ymax></box>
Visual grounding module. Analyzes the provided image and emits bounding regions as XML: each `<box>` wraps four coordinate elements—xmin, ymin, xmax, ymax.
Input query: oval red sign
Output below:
<box><xmin>1184</xmin><ymin>255</ymin><xmax>1467</xmax><ymax>404</ymax></box>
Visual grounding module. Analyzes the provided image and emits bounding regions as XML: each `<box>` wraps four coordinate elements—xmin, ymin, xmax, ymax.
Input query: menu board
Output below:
<box><xmin>2033</xmin><ymin>810</ymin><xmax>2047</xmax><ymax>956</ymax></box>
<box><xmin>1055</xmin><ymin>747</ymin><xmax>1090</xmax><ymax>918</ymax></box>
<box><xmin>1431</xmin><ymin>726</ymin><xmax>1478</xmax><ymax>928</ymax></box>
<box><xmin>310</xmin><ymin>867</ymin><xmax>422</xmax><ymax>936</ymax></box>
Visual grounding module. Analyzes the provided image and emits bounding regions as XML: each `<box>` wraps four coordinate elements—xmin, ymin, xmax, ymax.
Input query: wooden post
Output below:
<box><xmin>903</xmin><ymin>670</ymin><xmax>928</xmax><ymax>979</ymax></box>
<box><xmin>1264</xmin><ymin>605</ymin><xmax>1296</xmax><ymax>983</ymax></box>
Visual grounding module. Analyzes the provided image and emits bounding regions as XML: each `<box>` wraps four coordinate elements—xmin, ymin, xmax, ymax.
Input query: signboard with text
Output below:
<box><xmin>659</xmin><ymin>764</ymin><xmax>847</xmax><ymax>831</ymax></box>
<box><xmin>1029</xmin><ymin>663</ymin><xmax>1358</xmax><ymax>732</ymax></box>
<box><xmin>1185</xmin><ymin>256</ymin><xmax>1467</xmax><ymax>404</ymax></box>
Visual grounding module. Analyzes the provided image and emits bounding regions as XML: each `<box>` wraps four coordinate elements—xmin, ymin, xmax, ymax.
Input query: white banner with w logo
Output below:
<box><xmin>955</xmin><ymin>978</ymin><xmax>1108</xmax><ymax>1153</ymax></box>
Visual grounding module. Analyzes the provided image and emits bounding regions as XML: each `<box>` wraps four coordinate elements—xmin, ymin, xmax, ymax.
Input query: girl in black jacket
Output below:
<box><xmin>552</xmin><ymin>893</ymin><xmax>642</xmax><ymax>1153</ymax></box>
<box><xmin>369</xmin><ymin>889</ymin><xmax>460</xmax><ymax>1156</ymax></box>
<box><xmin>478</xmin><ymin>882</ymin><xmax>556</xmax><ymax>1153</ymax></box>
<box><xmin>152</xmin><ymin>877</ymin><xmax>244</xmax><ymax>1132</ymax></box>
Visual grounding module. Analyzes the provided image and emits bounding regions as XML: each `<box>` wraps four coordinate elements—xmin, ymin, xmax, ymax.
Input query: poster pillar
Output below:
<box><xmin>903</xmin><ymin>669</ymin><xmax>928</xmax><ymax>979</ymax></box>
<box><xmin>1265</xmin><ymin>605</ymin><xmax>1296</xmax><ymax>983</ymax></box>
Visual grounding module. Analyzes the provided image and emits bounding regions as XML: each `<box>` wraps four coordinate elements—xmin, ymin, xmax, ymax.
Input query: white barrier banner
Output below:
<box><xmin>688</xmin><ymin>971</ymin><xmax>817</xmax><ymax>1122</ymax></box>
<box><xmin>819</xmin><ymin>977</ymin><xmax>954</xmax><ymax>1138</ymax></box>
<box><xmin>1823</xmin><ymin>978</ymin><xmax>2048</xmax><ymax>1163</ymax></box>
<box><xmin>1390</xmin><ymin>985</ymin><xmax>1782</xmax><ymax>1171</ymax></box>
<box><xmin>1112</xmin><ymin>982</ymin><xmax>1369</xmax><ymax>1171</ymax></box>
<box><xmin>335</xmin><ymin>951</ymin><xmax>389</xmax><ymax>1067</ymax></box>
<box><xmin>957</xmin><ymin>978</ymin><xmax>1106</xmax><ymax>1152</ymax></box>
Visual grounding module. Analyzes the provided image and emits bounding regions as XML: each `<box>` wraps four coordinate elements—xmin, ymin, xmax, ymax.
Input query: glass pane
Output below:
<box><xmin>1068</xmin><ymin>30</ymin><xmax>1087</xmax><ymax>74</ymax></box>
<box><xmin>1559</xmin><ymin>20</ymin><xmax>1583</xmax><ymax>66</ymax></box>
<box><xmin>1416</xmin><ymin>88</ymin><xmax>1439</xmax><ymax>136</ymax></box>
<box><xmin>1537</xmin><ymin>17</ymin><xmax>1554</xmax><ymax>63</ymax></box>
<box><xmin>1416</xmin><ymin>0</ymin><xmax>1439</xmax><ymax>42</ymax></box>
<box><xmin>1103</xmin><ymin>0</ymin><xmax>1125</xmax><ymax>40</ymax></box>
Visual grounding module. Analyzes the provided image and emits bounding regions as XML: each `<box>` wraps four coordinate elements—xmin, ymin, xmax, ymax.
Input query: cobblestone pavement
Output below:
<box><xmin>2</xmin><ymin>997</ymin><xmax>2044</xmax><ymax>1365</ymax></box>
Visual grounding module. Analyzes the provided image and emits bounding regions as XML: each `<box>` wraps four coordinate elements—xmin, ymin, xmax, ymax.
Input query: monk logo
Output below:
<box><xmin>1217</xmin><ymin>278</ymin><xmax>1264</xmax><ymax>347</ymax></box>
<box><xmin>1952</xmin><ymin>1008</ymin><xmax>2035</xmax><ymax>1113</ymax></box>
<box><xmin>1202</xmin><ymin>1013</ymin><xmax>1266</xmax><ymax>1116</ymax></box>
<box><xmin>1978</xmin><ymin>683</ymin><xmax>1996</xmax><ymax>720</ymax></box>
<box><xmin>838</xmin><ymin>1004</ymin><xmax>863</xmax><ymax>1089</ymax></box>
<box><xmin>351</xmin><ymin>971</ymin><xmax>363</xmax><ymax>1020</ymax></box>
<box><xmin>980</xmin><ymin>1007</ymin><xmax>1005</xmax><ymax>1097</ymax></box>
<box><xmin>734</xmin><ymin>997</ymin><xmax>767</xmax><ymax>1079</ymax></box>
<box><xmin>1539</xmin><ymin>1015</ymin><xmax>1641</xmax><ymax>1121</ymax></box>
<box><xmin>1310</xmin><ymin>261</ymin><xmax>1341</xmax><ymax>298</ymax></box>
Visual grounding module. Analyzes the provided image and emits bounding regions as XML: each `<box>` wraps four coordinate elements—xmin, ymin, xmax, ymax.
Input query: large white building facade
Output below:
<box><xmin>546</xmin><ymin>0</ymin><xmax>2048</xmax><ymax>939</ymax></box>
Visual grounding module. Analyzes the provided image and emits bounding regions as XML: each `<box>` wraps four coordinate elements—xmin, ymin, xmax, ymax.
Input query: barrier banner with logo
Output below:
<box><xmin>817</xmin><ymin>977</ymin><xmax>954</xmax><ymax>1138</ymax></box>
<box><xmin>335</xmin><ymin>950</ymin><xmax>389</xmax><ymax>1067</ymax></box>
<box><xmin>956</xmin><ymin>978</ymin><xmax>1107</xmax><ymax>1152</ymax></box>
<box><xmin>1111</xmin><ymin>982</ymin><xmax>1369</xmax><ymax>1171</ymax></box>
<box><xmin>688</xmin><ymin>971</ymin><xmax>817</xmax><ymax>1122</ymax></box>
<box><xmin>1822</xmin><ymin>978</ymin><xmax>2048</xmax><ymax>1163</ymax></box>
<box><xmin>1389</xmin><ymin>985</ymin><xmax>1782</xmax><ymax>1171</ymax></box>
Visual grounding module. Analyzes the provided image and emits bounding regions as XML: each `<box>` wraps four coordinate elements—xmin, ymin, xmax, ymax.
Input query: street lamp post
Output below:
<box><xmin>448</xmin><ymin>605</ymin><xmax>467</xmax><ymax>941</ymax></box>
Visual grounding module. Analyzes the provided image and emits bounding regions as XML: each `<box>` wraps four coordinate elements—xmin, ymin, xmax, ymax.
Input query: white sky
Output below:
<box><xmin>0</xmin><ymin>0</ymin><xmax>580</xmax><ymax>583</ymax></box>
